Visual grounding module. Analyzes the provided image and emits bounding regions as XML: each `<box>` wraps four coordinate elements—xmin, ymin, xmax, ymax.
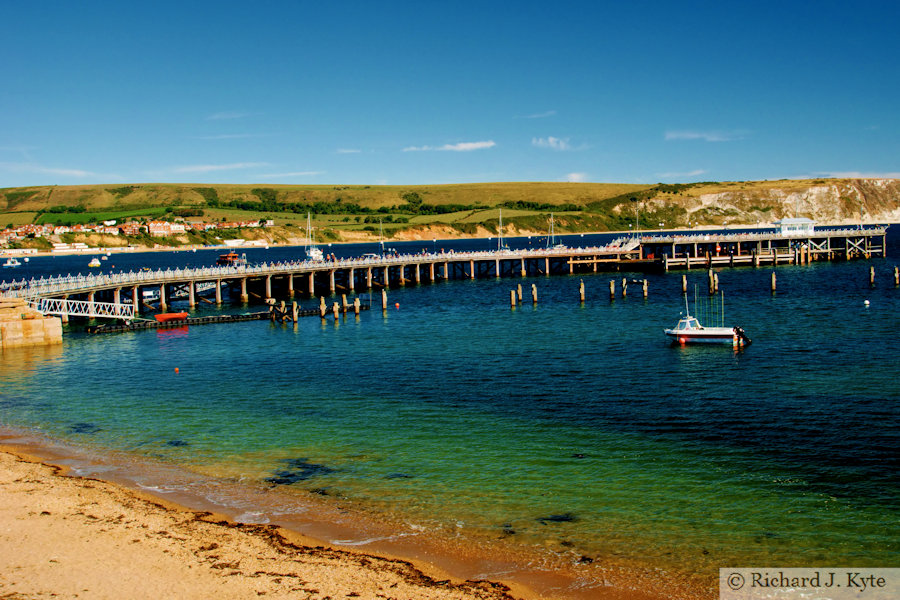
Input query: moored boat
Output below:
<box><xmin>154</xmin><ymin>312</ymin><xmax>189</xmax><ymax>323</ymax></box>
<box><xmin>2</xmin><ymin>257</ymin><xmax>22</xmax><ymax>268</ymax></box>
<box><xmin>216</xmin><ymin>251</ymin><xmax>247</xmax><ymax>266</ymax></box>
<box><xmin>665</xmin><ymin>294</ymin><xmax>751</xmax><ymax>347</ymax></box>
<box><xmin>88</xmin><ymin>257</ymin><xmax>102</xmax><ymax>267</ymax></box>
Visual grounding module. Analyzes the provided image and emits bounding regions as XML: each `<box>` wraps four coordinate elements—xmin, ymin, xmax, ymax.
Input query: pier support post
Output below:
<box><xmin>643</xmin><ymin>279</ymin><xmax>648</xmax><ymax>298</ymax></box>
<box><xmin>349</xmin><ymin>268</ymin><xmax>355</xmax><ymax>291</ymax></box>
<box><xmin>265</xmin><ymin>275</ymin><xmax>272</xmax><ymax>298</ymax></box>
<box><xmin>771</xmin><ymin>272</ymin><xmax>777</xmax><ymax>293</ymax></box>
<box><xmin>292</xmin><ymin>301</ymin><xmax>298</xmax><ymax>322</ymax></box>
<box><xmin>288</xmin><ymin>274</ymin><xmax>295</xmax><ymax>298</ymax></box>
<box><xmin>367</xmin><ymin>267</ymin><xmax>373</xmax><ymax>289</ymax></box>
<box><xmin>399</xmin><ymin>265</ymin><xmax>406</xmax><ymax>286</ymax></box>
<box><xmin>383</xmin><ymin>266</ymin><xmax>389</xmax><ymax>287</ymax></box>
<box><xmin>131</xmin><ymin>287</ymin><xmax>139</xmax><ymax>316</ymax></box>
<box><xmin>414</xmin><ymin>264</ymin><xmax>420</xmax><ymax>284</ymax></box>
<box><xmin>240</xmin><ymin>278</ymin><xmax>248</xmax><ymax>303</ymax></box>
<box><xmin>520</xmin><ymin>258</ymin><xmax>526</xmax><ymax>277</ymax></box>
<box><xmin>609</xmin><ymin>280</ymin><xmax>615</xmax><ymax>300</ymax></box>
<box><xmin>188</xmin><ymin>282</ymin><xmax>196</xmax><ymax>309</ymax></box>
<box><xmin>329</xmin><ymin>270</ymin><xmax>336</xmax><ymax>293</ymax></box>
<box><xmin>159</xmin><ymin>285</ymin><xmax>167</xmax><ymax>312</ymax></box>
<box><xmin>531</xmin><ymin>283</ymin><xmax>538</xmax><ymax>304</ymax></box>
<box><xmin>61</xmin><ymin>294</ymin><xmax>70</xmax><ymax>323</ymax></box>
<box><xmin>517</xmin><ymin>284</ymin><xmax>523</xmax><ymax>302</ymax></box>
<box><xmin>381</xmin><ymin>289</ymin><xmax>388</xmax><ymax>311</ymax></box>
<box><xmin>444</xmin><ymin>261</ymin><xmax>449</xmax><ymax>280</ymax></box>
<box><xmin>510</xmin><ymin>289</ymin><xmax>516</xmax><ymax>307</ymax></box>
<box><xmin>113</xmin><ymin>288</ymin><xmax>121</xmax><ymax>305</ymax></box>
<box><xmin>495</xmin><ymin>258</ymin><xmax>500</xmax><ymax>278</ymax></box>
<box><xmin>544</xmin><ymin>257</ymin><xmax>550</xmax><ymax>276</ymax></box>
<box><xmin>319</xmin><ymin>296</ymin><xmax>326</xmax><ymax>318</ymax></box>
<box><xmin>470</xmin><ymin>259</ymin><xmax>475</xmax><ymax>279</ymax></box>
<box><xmin>579</xmin><ymin>280</ymin><xmax>585</xmax><ymax>303</ymax></box>
<box><xmin>215</xmin><ymin>279</ymin><xmax>222</xmax><ymax>305</ymax></box>
<box><xmin>308</xmin><ymin>272</ymin><xmax>315</xmax><ymax>296</ymax></box>
<box><xmin>429</xmin><ymin>263</ymin><xmax>435</xmax><ymax>281</ymax></box>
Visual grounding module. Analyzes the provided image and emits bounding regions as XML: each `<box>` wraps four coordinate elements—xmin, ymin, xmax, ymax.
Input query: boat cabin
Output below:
<box><xmin>674</xmin><ymin>316</ymin><xmax>702</xmax><ymax>330</ymax></box>
<box><xmin>773</xmin><ymin>217</ymin><xmax>816</xmax><ymax>237</ymax></box>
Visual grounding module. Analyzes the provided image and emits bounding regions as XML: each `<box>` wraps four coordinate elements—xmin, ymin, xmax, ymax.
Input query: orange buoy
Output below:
<box><xmin>174</xmin><ymin>367</ymin><xmax>179</xmax><ymax>374</ymax></box>
<box><xmin>395</xmin><ymin>303</ymin><xmax>400</xmax><ymax>309</ymax></box>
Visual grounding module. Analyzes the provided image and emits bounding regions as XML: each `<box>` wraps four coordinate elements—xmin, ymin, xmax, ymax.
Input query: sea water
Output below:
<box><xmin>1</xmin><ymin>230</ymin><xmax>898</xmax><ymax>589</ymax></box>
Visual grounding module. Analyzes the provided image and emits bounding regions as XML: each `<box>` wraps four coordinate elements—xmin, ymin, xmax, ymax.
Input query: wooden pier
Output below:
<box><xmin>2</xmin><ymin>225</ymin><xmax>888</xmax><ymax>323</ymax></box>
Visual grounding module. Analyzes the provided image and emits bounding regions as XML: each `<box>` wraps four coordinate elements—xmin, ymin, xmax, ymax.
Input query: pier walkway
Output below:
<box><xmin>0</xmin><ymin>226</ymin><xmax>887</xmax><ymax>321</ymax></box>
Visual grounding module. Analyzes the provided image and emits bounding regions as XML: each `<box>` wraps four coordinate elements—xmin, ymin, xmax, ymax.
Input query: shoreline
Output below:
<box><xmin>2</xmin><ymin>219</ymin><xmax>894</xmax><ymax>258</ymax></box>
<box><xmin>0</xmin><ymin>428</ymin><xmax>710</xmax><ymax>600</ymax></box>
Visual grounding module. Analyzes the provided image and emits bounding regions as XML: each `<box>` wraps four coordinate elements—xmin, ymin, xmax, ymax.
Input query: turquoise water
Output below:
<box><xmin>1</xmin><ymin>243</ymin><xmax>898</xmax><ymax>581</ymax></box>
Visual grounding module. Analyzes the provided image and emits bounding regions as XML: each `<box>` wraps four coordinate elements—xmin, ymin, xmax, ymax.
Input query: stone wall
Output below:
<box><xmin>0</xmin><ymin>297</ymin><xmax>63</xmax><ymax>349</ymax></box>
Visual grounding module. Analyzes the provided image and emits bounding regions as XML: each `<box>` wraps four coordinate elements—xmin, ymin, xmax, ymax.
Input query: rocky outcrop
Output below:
<box><xmin>659</xmin><ymin>179</ymin><xmax>900</xmax><ymax>226</ymax></box>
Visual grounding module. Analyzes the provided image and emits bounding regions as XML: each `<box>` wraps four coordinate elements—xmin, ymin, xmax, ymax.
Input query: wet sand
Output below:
<box><xmin>0</xmin><ymin>448</ymin><xmax>524</xmax><ymax>600</ymax></box>
<box><xmin>0</xmin><ymin>442</ymin><xmax>711</xmax><ymax>600</ymax></box>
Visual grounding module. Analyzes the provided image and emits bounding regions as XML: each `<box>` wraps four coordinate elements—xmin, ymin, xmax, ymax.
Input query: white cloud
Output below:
<box><xmin>565</xmin><ymin>172</ymin><xmax>588</xmax><ymax>182</ymax></box>
<box><xmin>532</xmin><ymin>136</ymin><xmax>572</xmax><ymax>151</ymax></box>
<box><xmin>521</xmin><ymin>110</ymin><xmax>557</xmax><ymax>119</ymax></box>
<box><xmin>657</xmin><ymin>169</ymin><xmax>708</xmax><ymax>178</ymax></box>
<box><xmin>172</xmin><ymin>162</ymin><xmax>269</xmax><ymax>173</ymax></box>
<box><xmin>197</xmin><ymin>134</ymin><xmax>262</xmax><ymax>140</ymax></box>
<box><xmin>403</xmin><ymin>140</ymin><xmax>496</xmax><ymax>152</ymax></box>
<box><xmin>665</xmin><ymin>130</ymin><xmax>746</xmax><ymax>142</ymax></box>
<box><xmin>0</xmin><ymin>162</ymin><xmax>96</xmax><ymax>178</ymax></box>
<box><xmin>260</xmin><ymin>171</ymin><xmax>324</xmax><ymax>178</ymax></box>
<box><xmin>206</xmin><ymin>111</ymin><xmax>253</xmax><ymax>120</ymax></box>
<box><xmin>336</xmin><ymin>148</ymin><xmax>361</xmax><ymax>154</ymax></box>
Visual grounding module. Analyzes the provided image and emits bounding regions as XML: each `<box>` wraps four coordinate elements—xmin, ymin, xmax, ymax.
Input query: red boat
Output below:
<box><xmin>216</xmin><ymin>251</ymin><xmax>247</xmax><ymax>266</ymax></box>
<box><xmin>154</xmin><ymin>312</ymin><xmax>189</xmax><ymax>323</ymax></box>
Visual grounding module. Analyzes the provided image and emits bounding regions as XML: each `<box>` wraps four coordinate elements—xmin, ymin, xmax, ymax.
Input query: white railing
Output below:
<box><xmin>27</xmin><ymin>297</ymin><xmax>135</xmax><ymax>320</ymax></box>
<box><xmin>0</xmin><ymin>244</ymin><xmax>632</xmax><ymax>299</ymax></box>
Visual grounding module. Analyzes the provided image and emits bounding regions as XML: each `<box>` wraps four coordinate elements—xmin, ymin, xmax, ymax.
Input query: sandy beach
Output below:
<box><xmin>0</xmin><ymin>448</ymin><xmax>527</xmax><ymax>600</ymax></box>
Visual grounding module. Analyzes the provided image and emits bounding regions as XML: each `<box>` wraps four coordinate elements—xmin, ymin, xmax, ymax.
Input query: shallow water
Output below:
<box><xmin>2</xmin><ymin>232</ymin><xmax>898</xmax><ymax>586</ymax></box>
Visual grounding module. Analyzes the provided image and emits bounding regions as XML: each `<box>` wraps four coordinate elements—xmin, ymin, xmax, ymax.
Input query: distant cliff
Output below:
<box><xmin>641</xmin><ymin>178</ymin><xmax>900</xmax><ymax>226</ymax></box>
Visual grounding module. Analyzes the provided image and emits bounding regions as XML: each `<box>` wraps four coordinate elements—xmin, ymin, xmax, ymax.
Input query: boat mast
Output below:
<box><xmin>498</xmin><ymin>209</ymin><xmax>503</xmax><ymax>251</ymax></box>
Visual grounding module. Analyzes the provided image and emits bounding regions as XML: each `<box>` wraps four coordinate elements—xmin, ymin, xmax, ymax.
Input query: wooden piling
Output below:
<box><xmin>714</xmin><ymin>273</ymin><xmax>719</xmax><ymax>293</ymax></box>
<box><xmin>609</xmin><ymin>279</ymin><xmax>615</xmax><ymax>300</ymax></box>
<box><xmin>510</xmin><ymin>289</ymin><xmax>517</xmax><ymax>307</ymax></box>
<box><xmin>292</xmin><ymin>301</ymin><xmax>299</xmax><ymax>321</ymax></box>
<box><xmin>771</xmin><ymin>271</ymin><xmax>777</xmax><ymax>293</ymax></box>
<box><xmin>353</xmin><ymin>297</ymin><xmax>360</xmax><ymax>315</ymax></box>
<box><xmin>579</xmin><ymin>280</ymin><xmax>585</xmax><ymax>303</ymax></box>
<box><xmin>621</xmin><ymin>277</ymin><xmax>627</xmax><ymax>298</ymax></box>
<box><xmin>894</xmin><ymin>266</ymin><xmax>899</xmax><ymax>287</ymax></box>
<box><xmin>342</xmin><ymin>294</ymin><xmax>349</xmax><ymax>312</ymax></box>
<box><xmin>517</xmin><ymin>284</ymin><xmax>523</xmax><ymax>302</ymax></box>
<box><xmin>681</xmin><ymin>274</ymin><xmax>687</xmax><ymax>295</ymax></box>
<box><xmin>332</xmin><ymin>302</ymin><xmax>340</xmax><ymax>320</ymax></box>
<box><xmin>642</xmin><ymin>279</ymin><xmax>648</xmax><ymax>298</ymax></box>
<box><xmin>870</xmin><ymin>266</ymin><xmax>875</xmax><ymax>287</ymax></box>
<box><xmin>319</xmin><ymin>296</ymin><xmax>327</xmax><ymax>318</ymax></box>
<box><xmin>381</xmin><ymin>289</ymin><xmax>388</xmax><ymax>311</ymax></box>
<box><xmin>531</xmin><ymin>283</ymin><xmax>538</xmax><ymax>304</ymax></box>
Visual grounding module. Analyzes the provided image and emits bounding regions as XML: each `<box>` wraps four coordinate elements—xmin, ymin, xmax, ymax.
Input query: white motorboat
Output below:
<box><xmin>2</xmin><ymin>257</ymin><xmax>22</xmax><ymax>268</ymax></box>
<box><xmin>306</xmin><ymin>213</ymin><xmax>324</xmax><ymax>261</ymax></box>
<box><xmin>665</xmin><ymin>294</ymin><xmax>751</xmax><ymax>347</ymax></box>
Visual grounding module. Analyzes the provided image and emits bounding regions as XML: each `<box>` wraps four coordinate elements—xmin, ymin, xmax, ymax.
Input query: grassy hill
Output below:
<box><xmin>2</xmin><ymin>179</ymin><xmax>898</xmax><ymax>248</ymax></box>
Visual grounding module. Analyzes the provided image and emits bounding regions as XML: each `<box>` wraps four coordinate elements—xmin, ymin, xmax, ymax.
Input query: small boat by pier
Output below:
<box><xmin>2</xmin><ymin>257</ymin><xmax>22</xmax><ymax>268</ymax></box>
<box><xmin>154</xmin><ymin>312</ymin><xmax>189</xmax><ymax>323</ymax></box>
<box><xmin>216</xmin><ymin>251</ymin><xmax>247</xmax><ymax>266</ymax></box>
<box><xmin>88</xmin><ymin>257</ymin><xmax>102</xmax><ymax>267</ymax></box>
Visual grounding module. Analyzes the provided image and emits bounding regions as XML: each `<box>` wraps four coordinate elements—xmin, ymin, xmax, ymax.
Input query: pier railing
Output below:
<box><xmin>0</xmin><ymin>245</ymin><xmax>627</xmax><ymax>299</ymax></box>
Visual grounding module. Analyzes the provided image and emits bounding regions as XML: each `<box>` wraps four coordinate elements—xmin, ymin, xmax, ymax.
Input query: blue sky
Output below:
<box><xmin>2</xmin><ymin>1</ymin><xmax>898</xmax><ymax>188</ymax></box>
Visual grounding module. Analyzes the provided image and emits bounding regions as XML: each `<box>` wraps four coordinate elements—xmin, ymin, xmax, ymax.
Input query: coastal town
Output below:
<box><xmin>0</xmin><ymin>218</ymin><xmax>276</xmax><ymax>253</ymax></box>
